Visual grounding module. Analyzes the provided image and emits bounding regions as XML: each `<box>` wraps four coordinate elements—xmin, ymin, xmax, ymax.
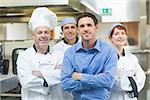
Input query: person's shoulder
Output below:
<box><xmin>98</xmin><ymin>40</ymin><xmax>115</xmax><ymax>50</ymax></box>
<box><xmin>64</xmin><ymin>42</ymin><xmax>79</xmax><ymax>54</ymax></box>
<box><xmin>70</xmin><ymin>42</ymin><xmax>80</xmax><ymax>50</ymax></box>
<box><xmin>19</xmin><ymin>47</ymin><xmax>34</xmax><ymax>56</ymax></box>
<box><xmin>52</xmin><ymin>40</ymin><xmax>72</xmax><ymax>53</ymax></box>
<box><xmin>96</xmin><ymin>40</ymin><xmax>117</xmax><ymax>56</ymax></box>
<box><xmin>52</xmin><ymin>41</ymin><xmax>63</xmax><ymax>49</ymax></box>
<box><xmin>125</xmin><ymin>49</ymin><xmax>138</xmax><ymax>60</ymax></box>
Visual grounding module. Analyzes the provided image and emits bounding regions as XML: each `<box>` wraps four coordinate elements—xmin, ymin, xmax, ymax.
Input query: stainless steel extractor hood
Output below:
<box><xmin>0</xmin><ymin>0</ymin><xmax>100</xmax><ymax>23</ymax></box>
<box><xmin>0</xmin><ymin>0</ymin><xmax>141</xmax><ymax>23</ymax></box>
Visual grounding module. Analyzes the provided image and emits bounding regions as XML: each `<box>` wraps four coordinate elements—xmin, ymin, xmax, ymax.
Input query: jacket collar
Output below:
<box><xmin>117</xmin><ymin>48</ymin><xmax>125</xmax><ymax>59</ymax></box>
<box><xmin>33</xmin><ymin>44</ymin><xmax>50</xmax><ymax>54</ymax></box>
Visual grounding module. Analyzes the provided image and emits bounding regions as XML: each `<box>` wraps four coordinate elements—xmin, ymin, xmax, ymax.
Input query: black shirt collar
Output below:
<box><xmin>117</xmin><ymin>49</ymin><xmax>125</xmax><ymax>59</ymax></box>
<box><xmin>33</xmin><ymin>44</ymin><xmax>50</xmax><ymax>54</ymax></box>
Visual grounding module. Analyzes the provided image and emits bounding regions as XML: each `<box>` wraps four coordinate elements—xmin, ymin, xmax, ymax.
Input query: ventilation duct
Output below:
<box><xmin>0</xmin><ymin>0</ymin><xmax>101</xmax><ymax>23</ymax></box>
<box><xmin>146</xmin><ymin>0</ymin><xmax>150</xmax><ymax>24</ymax></box>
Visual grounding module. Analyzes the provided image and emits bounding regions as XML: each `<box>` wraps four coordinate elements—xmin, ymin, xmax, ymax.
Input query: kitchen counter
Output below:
<box><xmin>0</xmin><ymin>74</ymin><xmax>18</xmax><ymax>93</ymax></box>
<box><xmin>0</xmin><ymin>74</ymin><xmax>17</xmax><ymax>81</ymax></box>
<box><xmin>0</xmin><ymin>74</ymin><xmax>19</xmax><ymax>100</ymax></box>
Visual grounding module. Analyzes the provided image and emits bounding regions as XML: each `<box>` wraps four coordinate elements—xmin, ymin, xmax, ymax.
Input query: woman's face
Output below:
<box><xmin>110</xmin><ymin>27</ymin><xmax>128</xmax><ymax>47</ymax></box>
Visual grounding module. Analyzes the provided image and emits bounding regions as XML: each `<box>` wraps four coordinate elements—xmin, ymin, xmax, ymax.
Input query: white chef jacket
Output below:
<box><xmin>52</xmin><ymin>40</ymin><xmax>79</xmax><ymax>100</ymax></box>
<box><xmin>17</xmin><ymin>47</ymin><xmax>63</xmax><ymax>100</ymax></box>
<box><xmin>52</xmin><ymin>40</ymin><xmax>73</xmax><ymax>65</ymax></box>
<box><xmin>110</xmin><ymin>49</ymin><xmax>146</xmax><ymax>100</ymax></box>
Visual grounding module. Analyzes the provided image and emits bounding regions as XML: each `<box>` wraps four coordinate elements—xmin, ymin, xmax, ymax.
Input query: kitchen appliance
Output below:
<box><xmin>1</xmin><ymin>59</ymin><xmax>9</xmax><ymax>74</ymax></box>
<box><xmin>0</xmin><ymin>44</ymin><xmax>3</xmax><ymax>73</ymax></box>
<box><xmin>12</xmin><ymin>48</ymin><xmax>26</xmax><ymax>74</ymax></box>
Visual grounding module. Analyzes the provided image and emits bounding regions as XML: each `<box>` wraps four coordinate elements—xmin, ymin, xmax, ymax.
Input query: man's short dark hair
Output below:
<box><xmin>76</xmin><ymin>12</ymin><xmax>98</xmax><ymax>27</ymax></box>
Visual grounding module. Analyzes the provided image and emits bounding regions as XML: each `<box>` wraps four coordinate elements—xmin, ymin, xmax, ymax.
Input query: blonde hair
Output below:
<box><xmin>50</xmin><ymin>30</ymin><xmax>55</xmax><ymax>40</ymax></box>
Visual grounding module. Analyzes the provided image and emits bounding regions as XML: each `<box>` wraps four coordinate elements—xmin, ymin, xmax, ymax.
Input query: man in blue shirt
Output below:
<box><xmin>61</xmin><ymin>12</ymin><xmax>117</xmax><ymax>100</ymax></box>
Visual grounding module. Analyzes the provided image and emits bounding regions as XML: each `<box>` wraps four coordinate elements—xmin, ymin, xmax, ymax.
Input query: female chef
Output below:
<box><xmin>17</xmin><ymin>7</ymin><xmax>62</xmax><ymax>100</ymax></box>
<box><xmin>109</xmin><ymin>23</ymin><xmax>146</xmax><ymax>100</ymax></box>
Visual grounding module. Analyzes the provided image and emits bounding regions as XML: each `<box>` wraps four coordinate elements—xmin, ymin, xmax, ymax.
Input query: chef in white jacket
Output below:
<box><xmin>52</xmin><ymin>17</ymin><xmax>79</xmax><ymax>100</ymax></box>
<box><xmin>17</xmin><ymin>7</ymin><xmax>62</xmax><ymax>100</ymax></box>
<box><xmin>52</xmin><ymin>17</ymin><xmax>79</xmax><ymax>67</ymax></box>
<box><xmin>108</xmin><ymin>23</ymin><xmax>146</xmax><ymax>100</ymax></box>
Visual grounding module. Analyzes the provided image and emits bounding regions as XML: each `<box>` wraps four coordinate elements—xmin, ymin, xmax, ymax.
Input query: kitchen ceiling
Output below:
<box><xmin>0</xmin><ymin>0</ymin><xmax>89</xmax><ymax>23</ymax></box>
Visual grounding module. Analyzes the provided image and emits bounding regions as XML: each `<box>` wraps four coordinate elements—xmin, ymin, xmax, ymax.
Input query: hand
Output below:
<box><xmin>54</xmin><ymin>64</ymin><xmax>61</xmax><ymax>69</ymax></box>
<box><xmin>116</xmin><ymin>68</ymin><xmax>121</xmax><ymax>79</ymax></box>
<box><xmin>72</xmin><ymin>72</ymin><xmax>82</xmax><ymax>80</ymax></box>
<box><xmin>32</xmin><ymin>70</ymin><xmax>44</xmax><ymax>79</ymax></box>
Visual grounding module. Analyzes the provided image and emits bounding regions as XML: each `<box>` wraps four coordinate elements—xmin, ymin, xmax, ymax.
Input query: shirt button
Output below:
<box><xmin>121</xmin><ymin>68</ymin><xmax>125</xmax><ymax>71</ymax></box>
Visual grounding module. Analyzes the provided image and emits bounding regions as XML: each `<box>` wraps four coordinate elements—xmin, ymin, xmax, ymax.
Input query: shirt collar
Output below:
<box><xmin>117</xmin><ymin>48</ymin><xmax>125</xmax><ymax>59</ymax></box>
<box><xmin>75</xmin><ymin>40</ymin><xmax>101</xmax><ymax>52</ymax></box>
<box><xmin>33</xmin><ymin>44</ymin><xmax>50</xmax><ymax>54</ymax></box>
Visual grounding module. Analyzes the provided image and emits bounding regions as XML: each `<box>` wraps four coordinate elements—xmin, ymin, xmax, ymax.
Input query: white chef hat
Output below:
<box><xmin>108</xmin><ymin>23</ymin><xmax>125</xmax><ymax>37</ymax></box>
<box><xmin>28</xmin><ymin>7</ymin><xmax>57</xmax><ymax>31</ymax></box>
<box><xmin>61</xmin><ymin>17</ymin><xmax>76</xmax><ymax>27</ymax></box>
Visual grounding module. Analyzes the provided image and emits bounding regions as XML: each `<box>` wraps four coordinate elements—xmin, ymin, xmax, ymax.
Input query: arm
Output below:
<box><xmin>39</xmin><ymin>52</ymin><xmax>63</xmax><ymax>87</ymax></box>
<box><xmin>32</xmin><ymin>70</ymin><xmax>44</xmax><ymax>79</ymax></box>
<box><xmin>133</xmin><ymin>56</ymin><xmax>146</xmax><ymax>92</ymax></box>
<box><xmin>72</xmin><ymin>48</ymin><xmax>118</xmax><ymax>89</ymax></box>
<box><xmin>61</xmin><ymin>48</ymin><xmax>117</xmax><ymax>91</ymax></box>
<box><xmin>61</xmin><ymin>55</ymin><xmax>81</xmax><ymax>92</ymax></box>
<box><xmin>112</xmin><ymin>76</ymin><xmax>132</xmax><ymax>91</ymax></box>
<box><xmin>112</xmin><ymin>55</ymin><xmax>146</xmax><ymax>92</ymax></box>
<box><xmin>17</xmin><ymin>53</ymin><xmax>49</xmax><ymax>95</ymax></box>
<box><xmin>40</xmin><ymin>68</ymin><xmax>61</xmax><ymax>87</ymax></box>
<box><xmin>61</xmin><ymin>54</ymin><xmax>91</xmax><ymax>92</ymax></box>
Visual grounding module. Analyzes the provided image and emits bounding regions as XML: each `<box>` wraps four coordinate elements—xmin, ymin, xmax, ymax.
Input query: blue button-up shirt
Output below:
<box><xmin>61</xmin><ymin>40</ymin><xmax>117</xmax><ymax>100</ymax></box>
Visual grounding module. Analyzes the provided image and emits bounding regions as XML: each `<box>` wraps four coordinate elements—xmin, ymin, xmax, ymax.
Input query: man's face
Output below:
<box><xmin>62</xmin><ymin>23</ymin><xmax>78</xmax><ymax>41</ymax></box>
<box><xmin>77</xmin><ymin>17</ymin><xmax>97</xmax><ymax>41</ymax></box>
<box><xmin>32</xmin><ymin>26</ymin><xmax>52</xmax><ymax>47</ymax></box>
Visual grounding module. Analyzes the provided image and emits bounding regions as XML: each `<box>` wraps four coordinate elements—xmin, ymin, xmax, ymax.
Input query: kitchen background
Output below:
<box><xmin>0</xmin><ymin>0</ymin><xmax>150</xmax><ymax>100</ymax></box>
